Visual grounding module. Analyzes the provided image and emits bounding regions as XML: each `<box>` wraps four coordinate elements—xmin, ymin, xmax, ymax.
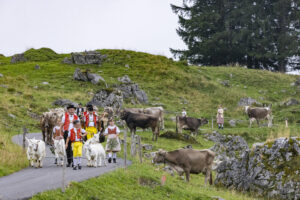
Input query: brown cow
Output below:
<box><xmin>152</xmin><ymin>149</ymin><xmax>215</xmax><ymax>185</ymax></box>
<box><xmin>120</xmin><ymin>110</ymin><xmax>160</xmax><ymax>141</ymax></box>
<box><xmin>176</xmin><ymin>116</ymin><xmax>208</xmax><ymax>136</ymax></box>
<box><xmin>245</xmin><ymin>106</ymin><xmax>272</xmax><ymax>127</ymax></box>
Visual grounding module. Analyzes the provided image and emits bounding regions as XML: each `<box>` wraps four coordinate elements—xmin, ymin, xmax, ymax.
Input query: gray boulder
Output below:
<box><xmin>238</xmin><ymin>97</ymin><xmax>261</xmax><ymax>106</ymax></box>
<box><xmin>73</xmin><ymin>68</ymin><xmax>105</xmax><ymax>85</ymax></box>
<box><xmin>11</xmin><ymin>53</ymin><xmax>26</xmax><ymax>63</ymax></box>
<box><xmin>295</xmin><ymin>78</ymin><xmax>300</xmax><ymax>86</ymax></box>
<box><xmin>0</xmin><ymin>73</ymin><xmax>3</xmax><ymax>78</ymax></box>
<box><xmin>8</xmin><ymin>114</ymin><xmax>16</xmax><ymax>119</ymax></box>
<box><xmin>117</xmin><ymin>83</ymin><xmax>148</xmax><ymax>104</ymax></box>
<box><xmin>118</xmin><ymin>75</ymin><xmax>131</xmax><ymax>83</ymax></box>
<box><xmin>142</xmin><ymin>144</ymin><xmax>153</xmax><ymax>151</ymax></box>
<box><xmin>283</xmin><ymin>98</ymin><xmax>299</xmax><ymax>106</ymax></box>
<box><xmin>88</xmin><ymin>89</ymin><xmax>123</xmax><ymax>109</ymax></box>
<box><xmin>64</xmin><ymin>51</ymin><xmax>106</xmax><ymax>65</ymax></box>
<box><xmin>220</xmin><ymin>80</ymin><xmax>230</xmax><ymax>87</ymax></box>
<box><xmin>52</xmin><ymin>99</ymin><xmax>78</xmax><ymax>107</ymax></box>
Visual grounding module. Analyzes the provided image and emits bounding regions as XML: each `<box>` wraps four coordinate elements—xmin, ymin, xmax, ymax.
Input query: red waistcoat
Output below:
<box><xmin>54</xmin><ymin>128</ymin><xmax>63</xmax><ymax>138</ymax></box>
<box><xmin>69</xmin><ymin>128</ymin><xmax>82</xmax><ymax>142</ymax></box>
<box><xmin>108</xmin><ymin>127</ymin><xmax>117</xmax><ymax>135</ymax></box>
<box><xmin>85</xmin><ymin>113</ymin><xmax>97</xmax><ymax>127</ymax></box>
<box><xmin>63</xmin><ymin>113</ymin><xmax>78</xmax><ymax>131</ymax></box>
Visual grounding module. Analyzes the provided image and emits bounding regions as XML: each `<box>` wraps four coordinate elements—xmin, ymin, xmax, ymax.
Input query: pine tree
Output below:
<box><xmin>171</xmin><ymin>0</ymin><xmax>300</xmax><ymax>72</ymax></box>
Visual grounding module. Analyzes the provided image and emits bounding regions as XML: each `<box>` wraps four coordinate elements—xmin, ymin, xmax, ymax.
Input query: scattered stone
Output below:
<box><xmin>11</xmin><ymin>53</ymin><xmax>26</xmax><ymax>63</ymax></box>
<box><xmin>8</xmin><ymin>114</ymin><xmax>16</xmax><ymax>119</ymax></box>
<box><xmin>150</xmin><ymin>102</ymin><xmax>165</xmax><ymax>106</ymax></box>
<box><xmin>35</xmin><ymin>65</ymin><xmax>40</xmax><ymax>70</ymax></box>
<box><xmin>211</xmin><ymin>196</ymin><xmax>225</xmax><ymax>200</ymax></box>
<box><xmin>118</xmin><ymin>75</ymin><xmax>131</xmax><ymax>83</ymax></box>
<box><xmin>0</xmin><ymin>85</ymin><xmax>8</xmax><ymax>88</ymax></box>
<box><xmin>125</xmin><ymin>64</ymin><xmax>130</xmax><ymax>68</ymax></box>
<box><xmin>0</xmin><ymin>73</ymin><xmax>3</xmax><ymax>78</ymax></box>
<box><xmin>33</xmin><ymin>86</ymin><xmax>38</xmax><ymax>89</ymax></box>
<box><xmin>88</xmin><ymin>89</ymin><xmax>123</xmax><ymax>109</ymax></box>
<box><xmin>52</xmin><ymin>99</ymin><xmax>78</xmax><ymax>107</ymax></box>
<box><xmin>283</xmin><ymin>98</ymin><xmax>299</xmax><ymax>106</ymax></box>
<box><xmin>42</xmin><ymin>82</ymin><xmax>49</xmax><ymax>85</ymax></box>
<box><xmin>294</xmin><ymin>78</ymin><xmax>300</xmax><ymax>86</ymax></box>
<box><xmin>73</xmin><ymin>68</ymin><xmax>106</xmax><ymax>85</ymax></box>
<box><xmin>170</xmin><ymin>116</ymin><xmax>176</xmax><ymax>122</ymax></box>
<box><xmin>290</xmin><ymin>82</ymin><xmax>295</xmax><ymax>86</ymax></box>
<box><xmin>63</xmin><ymin>51</ymin><xmax>106</xmax><ymax>65</ymax></box>
<box><xmin>183</xmin><ymin>145</ymin><xmax>193</xmax><ymax>149</ymax></box>
<box><xmin>162</xmin><ymin>166</ymin><xmax>175</xmax><ymax>176</ymax></box>
<box><xmin>229</xmin><ymin>74</ymin><xmax>233</xmax><ymax>78</ymax></box>
<box><xmin>117</xmin><ymin>83</ymin><xmax>148</xmax><ymax>104</ymax></box>
<box><xmin>244</xmin><ymin>86</ymin><xmax>247</xmax><ymax>89</ymax></box>
<box><xmin>220</xmin><ymin>80</ymin><xmax>230</xmax><ymax>87</ymax></box>
<box><xmin>142</xmin><ymin>144</ymin><xmax>153</xmax><ymax>151</ymax></box>
<box><xmin>281</xmin><ymin>89</ymin><xmax>286</xmax><ymax>93</ymax></box>
<box><xmin>160</xmin><ymin>131</ymin><xmax>199</xmax><ymax>144</ymax></box>
<box><xmin>238</xmin><ymin>97</ymin><xmax>261</xmax><ymax>106</ymax></box>
<box><xmin>229</xmin><ymin>119</ymin><xmax>236</xmax><ymax>127</ymax></box>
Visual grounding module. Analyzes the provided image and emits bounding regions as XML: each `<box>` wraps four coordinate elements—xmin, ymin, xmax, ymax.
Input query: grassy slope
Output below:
<box><xmin>0</xmin><ymin>48</ymin><xmax>299</xmax><ymax>199</ymax></box>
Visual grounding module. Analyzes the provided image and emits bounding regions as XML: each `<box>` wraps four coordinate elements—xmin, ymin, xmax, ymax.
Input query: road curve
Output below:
<box><xmin>0</xmin><ymin>133</ymin><xmax>130</xmax><ymax>200</ymax></box>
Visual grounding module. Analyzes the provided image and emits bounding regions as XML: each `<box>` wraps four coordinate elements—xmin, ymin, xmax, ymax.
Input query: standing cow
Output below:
<box><xmin>176</xmin><ymin>116</ymin><xmax>208</xmax><ymax>136</ymax></box>
<box><xmin>152</xmin><ymin>149</ymin><xmax>215</xmax><ymax>185</ymax></box>
<box><xmin>120</xmin><ymin>110</ymin><xmax>160</xmax><ymax>141</ymax></box>
<box><xmin>245</xmin><ymin>106</ymin><xmax>272</xmax><ymax>127</ymax></box>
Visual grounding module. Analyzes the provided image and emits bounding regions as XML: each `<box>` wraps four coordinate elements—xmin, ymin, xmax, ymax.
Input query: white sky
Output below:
<box><xmin>0</xmin><ymin>0</ymin><xmax>186</xmax><ymax>57</ymax></box>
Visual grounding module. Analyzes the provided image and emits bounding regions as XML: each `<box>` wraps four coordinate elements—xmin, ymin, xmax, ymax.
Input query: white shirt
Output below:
<box><xmin>182</xmin><ymin>111</ymin><xmax>187</xmax><ymax>117</ymax></box>
<box><xmin>104</xmin><ymin>125</ymin><xmax>120</xmax><ymax>139</ymax></box>
<box><xmin>68</xmin><ymin>128</ymin><xmax>86</xmax><ymax>142</ymax></box>
<box><xmin>61</xmin><ymin>114</ymin><xmax>76</xmax><ymax>131</ymax></box>
<box><xmin>52</xmin><ymin>126</ymin><xmax>60</xmax><ymax>133</ymax></box>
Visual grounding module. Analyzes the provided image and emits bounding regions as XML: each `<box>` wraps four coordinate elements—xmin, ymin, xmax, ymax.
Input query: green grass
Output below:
<box><xmin>0</xmin><ymin>48</ymin><xmax>299</xmax><ymax>199</ymax></box>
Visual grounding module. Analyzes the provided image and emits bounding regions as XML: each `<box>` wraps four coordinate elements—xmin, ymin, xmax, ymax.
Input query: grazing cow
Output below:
<box><xmin>26</xmin><ymin>138</ymin><xmax>46</xmax><ymax>168</ymax></box>
<box><xmin>53</xmin><ymin>139</ymin><xmax>65</xmax><ymax>166</ymax></box>
<box><xmin>120</xmin><ymin>110</ymin><xmax>160</xmax><ymax>141</ymax></box>
<box><xmin>152</xmin><ymin>149</ymin><xmax>215</xmax><ymax>185</ymax></box>
<box><xmin>84</xmin><ymin>133</ymin><xmax>106</xmax><ymax>167</ymax></box>
<box><xmin>123</xmin><ymin>107</ymin><xmax>165</xmax><ymax>130</ymax></box>
<box><xmin>245</xmin><ymin>106</ymin><xmax>272</xmax><ymax>127</ymax></box>
<box><xmin>176</xmin><ymin>116</ymin><xmax>208</xmax><ymax>136</ymax></box>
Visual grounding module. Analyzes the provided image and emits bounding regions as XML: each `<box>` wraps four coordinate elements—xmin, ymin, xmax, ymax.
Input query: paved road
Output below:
<box><xmin>0</xmin><ymin>133</ymin><xmax>129</xmax><ymax>200</ymax></box>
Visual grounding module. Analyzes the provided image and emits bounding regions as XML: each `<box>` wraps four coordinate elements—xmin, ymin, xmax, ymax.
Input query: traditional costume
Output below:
<box><xmin>62</xmin><ymin>105</ymin><xmax>79</xmax><ymax>167</ymax></box>
<box><xmin>104</xmin><ymin>125</ymin><xmax>121</xmax><ymax>163</ymax></box>
<box><xmin>217</xmin><ymin>108</ymin><xmax>224</xmax><ymax>129</ymax></box>
<box><xmin>68</xmin><ymin>127</ymin><xmax>86</xmax><ymax>170</ymax></box>
<box><xmin>84</xmin><ymin>109</ymin><xmax>98</xmax><ymax>140</ymax></box>
<box><xmin>52</xmin><ymin>125</ymin><xmax>64</xmax><ymax>164</ymax></box>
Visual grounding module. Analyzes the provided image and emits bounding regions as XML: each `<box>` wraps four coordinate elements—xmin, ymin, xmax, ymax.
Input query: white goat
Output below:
<box><xmin>84</xmin><ymin>133</ymin><xmax>106</xmax><ymax>167</ymax></box>
<box><xmin>53</xmin><ymin>138</ymin><xmax>65</xmax><ymax>166</ymax></box>
<box><xmin>26</xmin><ymin>138</ymin><xmax>46</xmax><ymax>168</ymax></box>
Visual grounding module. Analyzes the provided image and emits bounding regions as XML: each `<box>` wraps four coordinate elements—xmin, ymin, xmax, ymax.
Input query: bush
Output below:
<box><xmin>24</xmin><ymin>48</ymin><xmax>61</xmax><ymax>61</ymax></box>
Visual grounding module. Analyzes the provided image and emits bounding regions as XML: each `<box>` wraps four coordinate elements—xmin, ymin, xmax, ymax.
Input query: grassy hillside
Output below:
<box><xmin>0</xmin><ymin>48</ymin><xmax>299</xmax><ymax>199</ymax></box>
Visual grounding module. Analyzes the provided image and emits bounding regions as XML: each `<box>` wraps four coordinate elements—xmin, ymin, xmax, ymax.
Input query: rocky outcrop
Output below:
<box><xmin>88</xmin><ymin>89</ymin><xmax>123</xmax><ymax>109</ymax></box>
<box><xmin>117</xmin><ymin>83</ymin><xmax>148</xmax><ymax>104</ymax></box>
<box><xmin>52</xmin><ymin>99</ymin><xmax>78</xmax><ymax>107</ymax></box>
<box><xmin>73</xmin><ymin>68</ymin><xmax>106</xmax><ymax>85</ymax></box>
<box><xmin>283</xmin><ymin>98</ymin><xmax>299</xmax><ymax>107</ymax></box>
<box><xmin>63</xmin><ymin>51</ymin><xmax>106</xmax><ymax>65</ymax></box>
<box><xmin>238</xmin><ymin>97</ymin><xmax>261</xmax><ymax>106</ymax></box>
<box><xmin>11</xmin><ymin>53</ymin><xmax>26</xmax><ymax>63</ymax></box>
<box><xmin>206</xmin><ymin>132</ymin><xmax>300</xmax><ymax>200</ymax></box>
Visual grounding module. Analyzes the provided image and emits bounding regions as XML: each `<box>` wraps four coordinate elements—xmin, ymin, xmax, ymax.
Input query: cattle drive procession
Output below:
<box><xmin>32</xmin><ymin>103</ymin><xmax>273</xmax><ymax>182</ymax></box>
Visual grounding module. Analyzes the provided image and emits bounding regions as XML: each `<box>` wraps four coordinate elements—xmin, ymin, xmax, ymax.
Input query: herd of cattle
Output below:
<box><xmin>32</xmin><ymin>105</ymin><xmax>273</xmax><ymax>184</ymax></box>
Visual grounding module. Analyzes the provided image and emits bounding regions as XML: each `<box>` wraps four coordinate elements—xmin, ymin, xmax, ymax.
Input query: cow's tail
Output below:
<box><xmin>176</xmin><ymin>116</ymin><xmax>178</xmax><ymax>134</ymax></box>
<box><xmin>209</xmin><ymin>172</ymin><xmax>213</xmax><ymax>185</ymax></box>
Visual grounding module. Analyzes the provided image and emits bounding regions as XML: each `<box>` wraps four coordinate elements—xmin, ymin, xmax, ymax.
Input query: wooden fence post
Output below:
<box><xmin>124</xmin><ymin>128</ymin><xmax>127</xmax><ymax>168</ymax></box>
<box><xmin>22</xmin><ymin>126</ymin><xmax>28</xmax><ymax>151</ymax></box>
<box><xmin>137</xmin><ymin>135</ymin><xmax>142</xmax><ymax>163</ymax></box>
<box><xmin>130</xmin><ymin>133</ymin><xmax>136</xmax><ymax>156</ymax></box>
<box><xmin>211</xmin><ymin>117</ymin><xmax>214</xmax><ymax>130</ymax></box>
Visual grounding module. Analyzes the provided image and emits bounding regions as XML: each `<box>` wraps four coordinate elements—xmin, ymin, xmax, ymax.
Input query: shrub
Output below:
<box><xmin>24</xmin><ymin>48</ymin><xmax>61</xmax><ymax>61</ymax></box>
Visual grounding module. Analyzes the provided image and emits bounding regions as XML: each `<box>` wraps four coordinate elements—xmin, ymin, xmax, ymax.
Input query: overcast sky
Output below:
<box><xmin>0</xmin><ymin>0</ymin><xmax>186</xmax><ymax>58</ymax></box>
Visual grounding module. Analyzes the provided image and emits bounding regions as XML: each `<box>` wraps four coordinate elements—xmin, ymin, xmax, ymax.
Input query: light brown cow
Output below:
<box><xmin>152</xmin><ymin>149</ymin><xmax>215</xmax><ymax>185</ymax></box>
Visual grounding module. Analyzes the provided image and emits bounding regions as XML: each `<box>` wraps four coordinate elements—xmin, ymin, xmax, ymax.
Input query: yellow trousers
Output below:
<box><xmin>72</xmin><ymin>142</ymin><xmax>83</xmax><ymax>157</ymax></box>
<box><xmin>86</xmin><ymin>126</ymin><xmax>97</xmax><ymax>140</ymax></box>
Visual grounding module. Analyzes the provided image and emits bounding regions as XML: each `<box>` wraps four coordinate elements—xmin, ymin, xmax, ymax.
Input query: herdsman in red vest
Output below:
<box><xmin>61</xmin><ymin>104</ymin><xmax>79</xmax><ymax>167</ymax></box>
<box><xmin>65</xmin><ymin>120</ymin><xmax>87</xmax><ymax>170</ymax></box>
<box><xmin>84</xmin><ymin>105</ymin><xmax>99</xmax><ymax>140</ymax></box>
<box><xmin>104</xmin><ymin>119</ymin><xmax>121</xmax><ymax>163</ymax></box>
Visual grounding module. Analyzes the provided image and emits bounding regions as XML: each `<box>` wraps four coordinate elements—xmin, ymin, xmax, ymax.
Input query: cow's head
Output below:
<box><xmin>200</xmin><ymin>118</ymin><xmax>208</xmax><ymax>125</ymax></box>
<box><xmin>152</xmin><ymin>149</ymin><xmax>167</xmax><ymax>164</ymax></box>
<box><xmin>119</xmin><ymin>110</ymin><xmax>128</xmax><ymax>120</ymax></box>
<box><xmin>244</xmin><ymin>106</ymin><xmax>250</xmax><ymax>114</ymax></box>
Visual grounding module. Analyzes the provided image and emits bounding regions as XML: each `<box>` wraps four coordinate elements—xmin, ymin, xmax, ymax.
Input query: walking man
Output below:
<box><xmin>84</xmin><ymin>105</ymin><xmax>99</xmax><ymax>140</ymax></box>
<box><xmin>61</xmin><ymin>104</ymin><xmax>79</xmax><ymax>167</ymax></box>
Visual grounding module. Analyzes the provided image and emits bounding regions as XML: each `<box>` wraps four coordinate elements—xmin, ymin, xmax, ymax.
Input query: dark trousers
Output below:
<box><xmin>64</xmin><ymin>131</ymin><xmax>73</xmax><ymax>165</ymax></box>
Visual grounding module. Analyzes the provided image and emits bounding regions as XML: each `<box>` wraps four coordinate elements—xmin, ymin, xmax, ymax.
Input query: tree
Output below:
<box><xmin>171</xmin><ymin>0</ymin><xmax>300</xmax><ymax>72</ymax></box>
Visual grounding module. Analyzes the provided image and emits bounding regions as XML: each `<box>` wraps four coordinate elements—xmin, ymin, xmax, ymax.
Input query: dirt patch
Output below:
<box><xmin>138</xmin><ymin>177</ymin><xmax>159</xmax><ymax>188</ymax></box>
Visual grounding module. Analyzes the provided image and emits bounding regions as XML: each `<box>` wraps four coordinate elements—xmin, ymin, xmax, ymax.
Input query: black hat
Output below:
<box><xmin>87</xmin><ymin>106</ymin><xmax>94</xmax><ymax>111</ymax></box>
<box><xmin>73</xmin><ymin>120</ymin><xmax>80</xmax><ymax>125</ymax></box>
<box><xmin>79</xmin><ymin>103</ymin><xmax>82</xmax><ymax>106</ymax></box>
<box><xmin>67</xmin><ymin>104</ymin><xmax>76</xmax><ymax>109</ymax></box>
